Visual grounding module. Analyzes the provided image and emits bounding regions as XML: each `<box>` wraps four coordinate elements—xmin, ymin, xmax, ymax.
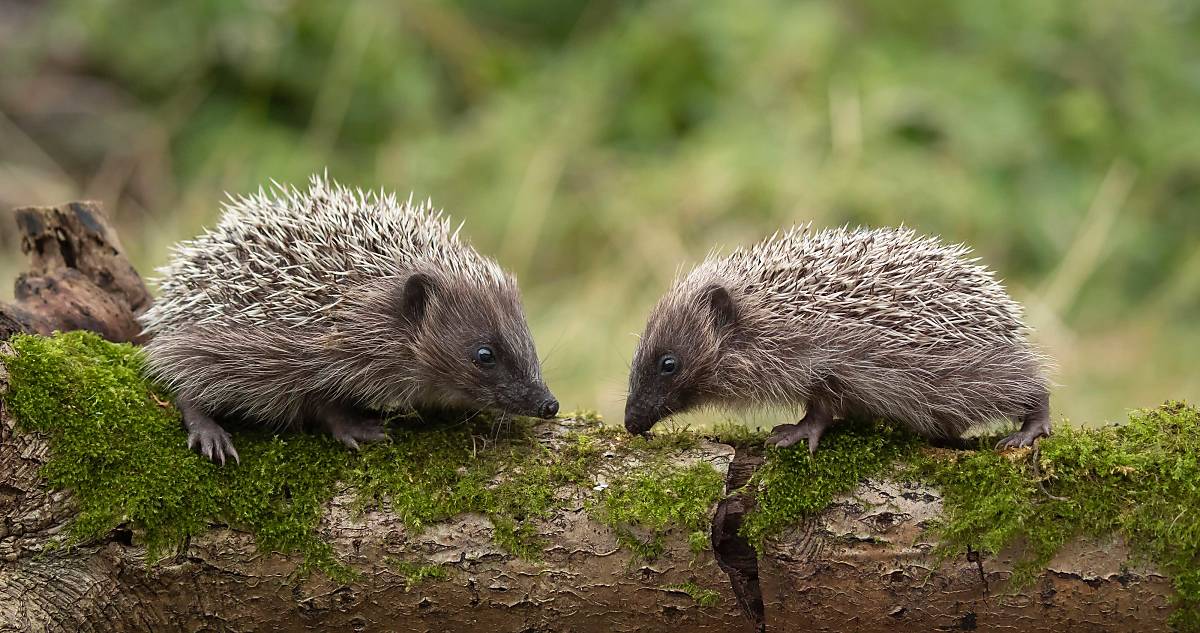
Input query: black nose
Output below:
<box><xmin>624</xmin><ymin>413</ymin><xmax>651</xmax><ymax>436</ymax></box>
<box><xmin>538</xmin><ymin>398</ymin><xmax>559</xmax><ymax>419</ymax></box>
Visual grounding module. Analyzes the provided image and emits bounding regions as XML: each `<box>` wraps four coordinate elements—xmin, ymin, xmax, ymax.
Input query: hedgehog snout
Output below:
<box><xmin>623</xmin><ymin>413</ymin><xmax>655</xmax><ymax>436</ymax></box>
<box><xmin>537</xmin><ymin>398</ymin><xmax>559</xmax><ymax>419</ymax></box>
<box><xmin>623</xmin><ymin>400</ymin><xmax>662</xmax><ymax>435</ymax></box>
<box><xmin>495</xmin><ymin>382</ymin><xmax>559</xmax><ymax>419</ymax></box>
<box><xmin>530</xmin><ymin>381</ymin><xmax>559</xmax><ymax>419</ymax></box>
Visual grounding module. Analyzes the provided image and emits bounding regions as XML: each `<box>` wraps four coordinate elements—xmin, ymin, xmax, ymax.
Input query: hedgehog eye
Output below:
<box><xmin>658</xmin><ymin>354</ymin><xmax>678</xmax><ymax>376</ymax></box>
<box><xmin>475</xmin><ymin>346</ymin><xmax>496</xmax><ymax>367</ymax></box>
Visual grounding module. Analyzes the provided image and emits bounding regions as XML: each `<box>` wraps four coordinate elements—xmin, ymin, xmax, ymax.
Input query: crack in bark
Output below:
<box><xmin>711</xmin><ymin>445</ymin><xmax>765</xmax><ymax>632</ymax></box>
<box><xmin>966</xmin><ymin>544</ymin><xmax>989</xmax><ymax>598</ymax></box>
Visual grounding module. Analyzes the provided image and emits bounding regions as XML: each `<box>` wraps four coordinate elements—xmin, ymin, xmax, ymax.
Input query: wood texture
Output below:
<box><xmin>1</xmin><ymin>201</ymin><xmax>149</xmax><ymax>342</ymax></box>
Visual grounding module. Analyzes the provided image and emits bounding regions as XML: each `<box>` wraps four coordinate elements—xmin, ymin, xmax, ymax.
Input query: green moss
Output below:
<box><xmin>386</xmin><ymin>558</ymin><xmax>448</xmax><ymax>591</ymax></box>
<box><xmin>351</xmin><ymin>418</ymin><xmax>601</xmax><ymax>559</ymax></box>
<box><xmin>915</xmin><ymin>401</ymin><xmax>1200</xmax><ymax>629</ymax></box>
<box><xmin>663</xmin><ymin>581</ymin><xmax>720</xmax><ymax>608</ymax></box>
<box><xmin>566</xmin><ymin>409</ymin><xmax>605</xmax><ymax>425</ymax></box>
<box><xmin>590</xmin><ymin>461</ymin><xmax>725</xmax><ymax>560</ymax></box>
<box><xmin>2</xmin><ymin>332</ymin><xmax>352</xmax><ymax>578</ymax></box>
<box><xmin>590</xmin><ymin>423</ymin><xmax>628</xmax><ymax>440</ymax></box>
<box><xmin>0</xmin><ymin>331</ymin><xmax>605</xmax><ymax>576</ymax></box>
<box><xmin>625</xmin><ymin>421</ymin><xmax>702</xmax><ymax>454</ymax></box>
<box><xmin>707</xmin><ymin>421</ymin><xmax>769</xmax><ymax>447</ymax></box>
<box><xmin>740</xmin><ymin>418</ymin><xmax>922</xmax><ymax>550</ymax></box>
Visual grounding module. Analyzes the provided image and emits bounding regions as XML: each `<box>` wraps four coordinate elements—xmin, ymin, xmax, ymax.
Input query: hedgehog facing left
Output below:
<box><xmin>138</xmin><ymin>174</ymin><xmax>559</xmax><ymax>464</ymax></box>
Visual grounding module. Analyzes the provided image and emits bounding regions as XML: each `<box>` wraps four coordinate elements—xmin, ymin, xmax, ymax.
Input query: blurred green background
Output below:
<box><xmin>1</xmin><ymin>0</ymin><xmax>1197</xmax><ymax>428</ymax></box>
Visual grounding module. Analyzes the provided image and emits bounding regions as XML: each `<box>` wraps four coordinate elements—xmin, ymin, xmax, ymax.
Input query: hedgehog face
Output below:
<box><xmin>624</xmin><ymin>283</ymin><xmax>736</xmax><ymax>434</ymax></box>
<box><xmin>400</xmin><ymin>272</ymin><xmax>558</xmax><ymax>420</ymax></box>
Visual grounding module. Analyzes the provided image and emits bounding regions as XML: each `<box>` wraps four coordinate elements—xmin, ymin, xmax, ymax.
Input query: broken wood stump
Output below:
<box><xmin>0</xmin><ymin>201</ymin><xmax>149</xmax><ymax>343</ymax></box>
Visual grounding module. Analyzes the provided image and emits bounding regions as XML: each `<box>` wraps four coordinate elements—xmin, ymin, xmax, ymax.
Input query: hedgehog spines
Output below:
<box><xmin>627</xmin><ymin>224</ymin><xmax>1052</xmax><ymax>442</ymax></box>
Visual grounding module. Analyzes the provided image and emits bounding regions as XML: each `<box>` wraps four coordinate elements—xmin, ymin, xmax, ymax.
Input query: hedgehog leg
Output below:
<box><xmin>766</xmin><ymin>399</ymin><xmax>834</xmax><ymax>454</ymax></box>
<box><xmin>178</xmin><ymin>397</ymin><xmax>240</xmax><ymax>465</ymax></box>
<box><xmin>321</xmin><ymin>406</ymin><xmax>389</xmax><ymax>451</ymax></box>
<box><xmin>997</xmin><ymin>390</ymin><xmax>1052</xmax><ymax>449</ymax></box>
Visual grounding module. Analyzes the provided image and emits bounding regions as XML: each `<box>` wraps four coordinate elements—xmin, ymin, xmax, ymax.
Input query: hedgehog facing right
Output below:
<box><xmin>140</xmin><ymin>175</ymin><xmax>558</xmax><ymax>464</ymax></box>
<box><xmin>623</xmin><ymin>225</ymin><xmax>1052</xmax><ymax>452</ymax></box>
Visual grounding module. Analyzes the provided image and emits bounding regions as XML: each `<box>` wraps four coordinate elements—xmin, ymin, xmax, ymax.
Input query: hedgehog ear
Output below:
<box><xmin>704</xmin><ymin>284</ymin><xmax>737</xmax><ymax>332</ymax></box>
<box><xmin>397</xmin><ymin>273</ymin><xmax>436</xmax><ymax>324</ymax></box>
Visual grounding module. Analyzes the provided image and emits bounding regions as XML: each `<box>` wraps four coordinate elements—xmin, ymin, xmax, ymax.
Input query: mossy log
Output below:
<box><xmin>0</xmin><ymin>397</ymin><xmax>745</xmax><ymax>632</ymax></box>
<box><xmin>0</xmin><ymin>410</ymin><xmax>739</xmax><ymax>628</ymax></box>
<box><xmin>0</xmin><ymin>344</ymin><xmax>1181</xmax><ymax>633</ymax></box>
<box><xmin>0</xmin><ymin>202</ymin><xmax>1188</xmax><ymax>632</ymax></box>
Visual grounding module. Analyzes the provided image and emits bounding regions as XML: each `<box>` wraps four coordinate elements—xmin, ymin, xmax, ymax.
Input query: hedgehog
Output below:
<box><xmin>139</xmin><ymin>174</ymin><xmax>559</xmax><ymax>464</ymax></box>
<box><xmin>623</xmin><ymin>225</ymin><xmax>1052</xmax><ymax>452</ymax></box>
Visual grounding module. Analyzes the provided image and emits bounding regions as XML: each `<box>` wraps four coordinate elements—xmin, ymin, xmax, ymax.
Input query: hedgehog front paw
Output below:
<box><xmin>996</xmin><ymin>430</ymin><xmax>1038</xmax><ymax>450</ymax></box>
<box><xmin>327</xmin><ymin>416</ymin><xmax>389</xmax><ymax>451</ymax></box>
<box><xmin>188</xmin><ymin>426</ymin><xmax>240</xmax><ymax>465</ymax></box>
<box><xmin>996</xmin><ymin>427</ymin><xmax>1049</xmax><ymax>450</ymax></box>
<box><xmin>766</xmin><ymin>421</ymin><xmax>826</xmax><ymax>454</ymax></box>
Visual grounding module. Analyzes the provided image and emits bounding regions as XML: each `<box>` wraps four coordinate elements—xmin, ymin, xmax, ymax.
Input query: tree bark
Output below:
<box><xmin>0</xmin><ymin>202</ymin><xmax>1179</xmax><ymax>631</ymax></box>
<box><xmin>754</xmin><ymin>474</ymin><xmax>1173</xmax><ymax>631</ymax></box>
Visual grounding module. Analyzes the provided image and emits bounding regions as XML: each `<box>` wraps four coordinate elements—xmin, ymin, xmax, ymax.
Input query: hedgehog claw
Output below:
<box><xmin>326</xmin><ymin>414</ymin><xmax>388</xmax><ymax>451</ymax></box>
<box><xmin>187</xmin><ymin>426</ymin><xmax>239</xmax><ymax>465</ymax></box>
<box><xmin>996</xmin><ymin>412</ymin><xmax>1051</xmax><ymax>450</ymax></box>
<box><xmin>767</xmin><ymin>423</ymin><xmax>798</xmax><ymax>441</ymax></box>
<box><xmin>996</xmin><ymin>433</ymin><xmax>1035</xmax><ymax>450</ymax></box>
<box><xmin>996</xmin><ymin>427</ymin><xmax>1049</xmax><ymax>450</ymax></box>
<box><xmin>180</xmin><ymin>400</ymin><xmax>239</xmax><ymax>465</ymax></box>
<box><xmin>766</xmin><ymin>421</ymin><xmax>827</xmax><ymax>454</ymax></box>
